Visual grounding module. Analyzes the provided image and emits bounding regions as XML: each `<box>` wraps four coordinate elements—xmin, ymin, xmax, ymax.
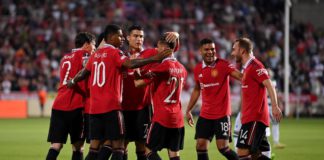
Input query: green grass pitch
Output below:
<box><xmin>0</xmin><ymin>118</ymin><xmax>323</xmax><ymax>160</ymax></box>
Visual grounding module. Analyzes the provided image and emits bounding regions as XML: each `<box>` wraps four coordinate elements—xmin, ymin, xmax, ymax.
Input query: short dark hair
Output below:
<box><xmin>235</xmin><ymin>37</ymin><xmax>253</xmax><ymax>54</ymax></box>
<box><xmin>74</xmin><ymin>32</ymin><xmax>95</xmax><ymax>48</ymax></box>
<box><xmin>127</xmin><ymin>24</ymin><xmax>143</xmax><ymax>35</ymax></box>
<box><xmin>96</xmin><ymin>32</ymin><xmax>105</xmax><ymax>48</ymax></box>
<box><xmin>103</xmin><ymin>24</ymin><xmax>121</xmax><ymax>41</ymax></box>
<box><xmin>199</xmin><ymin>38</ymin><xmax>214</xmax><ymax>47</ymax></box>
<box><xmin>159</xmin><ymin>34</ymin><xmax>175</xmax><ymax>49</ymax></box>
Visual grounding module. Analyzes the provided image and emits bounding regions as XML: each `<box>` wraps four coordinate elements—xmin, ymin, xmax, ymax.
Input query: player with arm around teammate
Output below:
<box><xmin>121</xmin><ymin>24</ymin><xmax>179</xmax><ymax>160</ymax></box>
<box><xmin>46</xmin><ymin>32</ymin><xmax>96</xmax><ymax>160</ymax></box>
<box><xmin>134</xmin><ymin>35</ymin><xmax>187</xmax><ymax>160</ymax></box>
<box><xmin>186</xmin><ymin>38</ymin><xmax>241</xmax><ymax>160</ymax></box>
<box><xmin>67</xmin><ymin>24</ymin><xmax>172</xmax><ymax>160</ymax></box>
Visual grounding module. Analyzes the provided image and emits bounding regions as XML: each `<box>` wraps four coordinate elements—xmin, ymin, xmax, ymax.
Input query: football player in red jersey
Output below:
<box><xmin>185</xmin><ymin>38</ymin><xmax>241</xmax><ymax>160</ymax></box>
<box><xmin>122</xmin><ymin>25</ymin><xmax>179</xmax><ymax>160</ymax></box>
<box><xmin>134</xmin><ymin>35</ymin><xmax>187</xmax><ymax>160</ymax></box>
<box><xmin>67</xmin><ymin>24</ymin><xmax>172</xmax><ymax>160</ymax></box>
<box><xmin>46</xmin><ymin>32</ymin><xmax>96</xmax><ymax>160</ymax></box>
<box><xmin>231</xmin><ymin>37</ymin><xmax>282</xmax><ymax>160</ymax></box>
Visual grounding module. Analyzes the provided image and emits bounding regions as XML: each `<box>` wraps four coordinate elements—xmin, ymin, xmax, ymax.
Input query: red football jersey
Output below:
<box><xmin>52</xmin><ymin>49</ymin><xmax>88</xmax><ymax>111</ymax></box>
<box><xmin>121</xmin><ymin>49</ymin><xmax>148</xmax><ymax>111</ymax></box>
<box><xmin>241</xmin><ymin>58</ymin><xmax>270</xmax><ymax>126</ymax></box>
<box><xmin>194</xmin><ymin>59</ymin><xmax>236</xmax><ymax>119</ymax></box>
<box><xmin>143</xmin><ymin>57</ymin><xmax>187</xmax><ymax>128</ymax></box>
<box><xmin>85</xmin><ymin>44</ymin><xmax>128</xmax><ymax>114</ymax></box>
<box><xmin>84</xmin><ymin>77</ymin><xmax>91</xmax><ymax>114</ymax></box>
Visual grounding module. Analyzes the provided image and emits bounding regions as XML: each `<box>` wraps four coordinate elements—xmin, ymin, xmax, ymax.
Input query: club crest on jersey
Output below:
<box><xmin>256</xmin><ymin>68</ymin><xmax>268</xmax><ymax>76</ymax></box>
<box><xmin>211</xmin><ymin>69</ymin><xmax>218</xmax><ymax>77</ymax></box>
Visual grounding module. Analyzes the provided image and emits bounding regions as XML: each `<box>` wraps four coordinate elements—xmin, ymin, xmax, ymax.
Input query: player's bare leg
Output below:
<box><xmin>196</xmin><ymin>138</ymin><xmax>209</xmax><ymax>160</ymax></box>
<box><xmin>111</xmin><ymin>139</ymin><xmax>125</xmax><ymax>160</ymax></box>
<box><xmin>135</xmin><ymin>141</ymin><xmax>146</xmax><ymax>160</ymax></box>
<box><xmin>145</xmin><ymin>147</ymin><xmax>161</xmax><ymax>160</ymax></box>
<box><xmin>216</xmin><ymin>139</ymin><xmax>238</xmax><ymax>160</ymax></box>
<box><xmin>72</xmin><ymin>140</ymin><xmax>84</xmax><ymax>160</ymax></box>
<box><xmin>237</xmin><ymin>148</ymin><xmax>251</xmax><ymax>160</ymax></box>
<box><xmin>46</xmin><ymin>143</ymin><xmax>63</xmax><ymax>160</ymax></box>
<box><xmin>85</xmin><ymin>139</ymin><xmax>101</xmax><ymax>160</ymax></box>
<box><xmin>168</xmin><ymin>150</ymin><xmax>180</xmax><ymax>160</ymax></box>
<box><xmin>97</xmin><ymin>140</ymin><xmax>113</xmax><ymax>160</ymax></box>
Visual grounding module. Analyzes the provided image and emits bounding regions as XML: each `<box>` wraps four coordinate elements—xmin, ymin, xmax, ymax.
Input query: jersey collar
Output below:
<box><xmin>242</xmin><ymin>56</ymin><xmax>255</xmax><ymax>70</ymax></box>
<box><xmin>162</xmin><ymin>54</ymin><xmax>176</xmax><ymax>62</ymax></box>
<box><xmin>71</xmin><ymin>48</ymin><xmax>83</xmax><ymax>52</ymax></box>
<box><xmin>102</xmin><ymin>43</ymin><xmax>116</xmax><ymax>49</ymax></box>
<box><xmin>202</xmin><ymin>58</ymin><xmax>217</xmax><ymax>68</ymax></box>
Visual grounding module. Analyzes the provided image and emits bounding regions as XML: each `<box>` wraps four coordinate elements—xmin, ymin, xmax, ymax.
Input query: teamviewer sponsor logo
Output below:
<box><xmin>256</xmin><ymin>68</ymin><xmax>268</xmax><ymax>76</ymax></box>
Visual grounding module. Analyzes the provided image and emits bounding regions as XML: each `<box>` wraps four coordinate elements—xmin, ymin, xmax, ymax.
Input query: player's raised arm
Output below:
<box><xmin>185</xmin><ymin>82</ymin><xmax>201</xmax><ymax>127</ymax></box>
<box><xmin>122</xmin><ymin>49</ymin><xmax>172</xmax><ymax>69</ymax></box>
<box><xmin>263</xmin><ymin>79</ymin><xmax>282</xmax><ymax>122</ymax></box>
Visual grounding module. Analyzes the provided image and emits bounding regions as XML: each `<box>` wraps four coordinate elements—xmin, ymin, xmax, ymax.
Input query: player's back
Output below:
<box><xmin>86</xmin><ymin>44</ymin><xmax>127</xmax><ymax>114</ymax></box>
<box><xmin>150</xmin><ymin>57</ymin><xmax>187</xmax><ymax>128</ymax></box>
<box><xmin>53</xmin><ymin>49</ymin><xmax>88</xmax><ymax>111</ymax></box>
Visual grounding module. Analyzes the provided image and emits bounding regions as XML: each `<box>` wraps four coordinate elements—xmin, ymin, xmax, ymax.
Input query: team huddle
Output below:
<box><xmin>46</xmin><ymin>24</ymin><xmax>282</xmax><ymax>160</ymax></box>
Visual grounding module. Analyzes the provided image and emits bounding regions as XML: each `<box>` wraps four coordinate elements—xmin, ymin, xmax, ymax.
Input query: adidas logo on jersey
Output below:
<box><xmin>199</xmin><ymin>74</ymin><xmax>203</xmax><ymax>77</ymax></box>
<box><xmin>240</xmin><ymin>140</ymin><xmax>245</xmax><ymax>144</ymax></box>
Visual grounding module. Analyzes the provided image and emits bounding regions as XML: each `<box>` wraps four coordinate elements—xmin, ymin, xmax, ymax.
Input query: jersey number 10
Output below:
<box><xmin>92</xmin><ymin>61</ymin><xmax>106</xmax><ymax>87</ymax></box>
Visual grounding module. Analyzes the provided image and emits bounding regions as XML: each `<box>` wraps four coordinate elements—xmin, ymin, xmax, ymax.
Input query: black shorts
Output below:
<box><xmin>195</xmin><ymin>116</ymin><xmax>232</xmax><ymax>142</ymax></box>
<box><xmin>89</xmin><ymin>110</ymin><xmax>125</xmax><ymax>141</ymax></box>
<box><xmin>146</xmin><ymin>122</ymin><xmax>184</xmax><ymax>152</ymax></box>
<box><xmin>47</xmin><ymin>108</ymin><xmax>84</xmax><ymax>144</ymax></box>
<box><xmin>123</xmin><ymin>106</ymin><xmax>151</xmax><ymax>142</ymax></box>
<box><xmin>83</xmin><ymin>113</ymin><xmax>90</xmax><ymax>143</ymax></box>
<box><xmin>236</xmin><ymin>121</ymin><xmax>270</xmax><ymax>153</ymax></box>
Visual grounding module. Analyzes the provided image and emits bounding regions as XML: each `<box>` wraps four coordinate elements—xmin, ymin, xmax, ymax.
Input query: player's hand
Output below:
<box><xmin>152</xmin><ymin>49</ymin><xmax>172</xmax><ymax>62</ymax></box>
<box><xmin>66</xmin><ymin>78</ymin><xmax>75</xmax><ymax>88</ymax></box>
<box><xmin>165</xmin><ymin>32</ymin><xmax>179</xmax><ymax>43</ymax></box>
<box><xmin>272</xmin><ymin>105</ymin><xmax>282</xmax><ymax>122</ymax></box>
<box><xmin>186</xmin><ymin>111</ymin><xmax>194</xmax><ymax>127</ymax></box>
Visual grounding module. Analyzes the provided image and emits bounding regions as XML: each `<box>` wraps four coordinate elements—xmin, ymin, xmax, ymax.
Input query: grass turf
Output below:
<box><xmin>0</xmin><ymin>118</ymin><xmax>323</xmax><ymax>160</ymax></box>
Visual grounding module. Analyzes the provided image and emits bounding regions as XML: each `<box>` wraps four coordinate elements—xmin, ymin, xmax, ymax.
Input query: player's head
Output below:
<box><xmin>75</xmin><ymin>32</ymin><xmax>96</xmax><ymax>54</ymax></box>
<box><xmin>127</xmin><ymin>25</ymin><xmax>144</xmax><ymax>52</ymax></box>
<box><xmin>157</xmin><ymin>34</ymin><xmax>175</xmax><ymax>53</ymax></box>
<box><xmin>231</xmin><ymin>37</ymin><xmax>253</xmax><ymax>63</ymax></box>
<box><xmin>103</xmin><ymin>24</ymin><xmax>125</xmax><ymax>48</ymax></box>
<box><xmin>95</xmin><ymin>32</ymin><xmax>105</xmax><ymax>49</ymax></box>
<box><xmin>199</xmin><ymin>38</ymin><xmax>216</xmax><ymax>65</ymax></box>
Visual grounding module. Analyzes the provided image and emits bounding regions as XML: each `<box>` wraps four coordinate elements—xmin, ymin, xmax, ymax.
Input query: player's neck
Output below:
<box><xmin>129</xmin><ymin>47</ymin><xmax>142</xmax><ymax>54</ymax></box>
<box><xmin>242</xmin><ymin>54</ymin><xmax>254</xmax><ymax>67</ymax></box>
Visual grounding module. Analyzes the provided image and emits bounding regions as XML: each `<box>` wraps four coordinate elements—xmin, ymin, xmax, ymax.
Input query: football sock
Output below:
<box><xmin>46</xmin><ymin>148</ymin><xmax>59</xmax><ymax>160</ymax></box>
<box><xmin>257</xmin><ymin>155</ymin><xmax>271</xmax><ymax>160</ymax></box>
<box><xmin>72</xmin><ymin>150</ymin><xmax>83</xmax><ymax>160</ymax></box>
<box><xmin>97</xmin><ymin>145</ymin><xmax>113</xmax><ymax>160</ymax></box>
<box><xmin>85</xmin><ymin>148</ymin><xmax>99</xmax><ymax>160</ymax></box>
<box><xmin>219</xmin><ymin>146</ymin><xmax>239</xmax><ymax>160</ymax></box>
<box><xmin>170</xmin><ymin>156</ymin><xmax>180</xmax><ymax>160</ymax></box>
<box><xmin>262</xmin><ymin>144</ymin><xmax>271</xmax><ymax>159</ymax></box>
<box><xmin>147</xmin><ymin>151</ymin><xmax>162</xmax><ymax>160</ymax></box>
<box><xmin>123</xmin><ymin>149</ymin><xmax>128</xmax><ymax>160</ymax></box>
<box><xmin>272</xmin><ymin>123</ymin><xmax>280</xmax><ymax>144</ymax></box>
<box><xmin>197</xmin><ymin>149</ymin><xmax>209</xmax><ymax>160</ymax></box>
<box><xmin>111</xmin><ymin>148</ymin><xmax>124</xmax><ymax>160</ymax></box>
<box><xmin>239</xmin><ymin>155</ymin><xmax>251</xmax><ymax>160</ymax></box>
<box><xmin>136</xmin><ymin>151</ymin><xmax>146</xmax><ymax>160</ymax></box>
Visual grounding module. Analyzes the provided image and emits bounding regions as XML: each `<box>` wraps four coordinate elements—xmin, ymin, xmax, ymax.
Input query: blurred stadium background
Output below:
<box><xmin>0</xmin><ymin>0</ymin><xmax>324</xmax><ymax>159</ymax></box>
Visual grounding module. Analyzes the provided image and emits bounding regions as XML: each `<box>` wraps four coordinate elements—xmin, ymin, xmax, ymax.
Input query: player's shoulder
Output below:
<box><xmin>140</xmin><ymin>48</ymin><xmax>157</xmax><ymax>58</ymax></box>
<box><xmin>250</xmin><ymin>58</ymin><xmax>265</xmax><ymax>70</ymax></box>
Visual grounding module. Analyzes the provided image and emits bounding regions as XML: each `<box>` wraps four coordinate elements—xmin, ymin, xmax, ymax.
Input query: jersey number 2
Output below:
<box><xmin>62</xmin><ymin>61</ymin><xmax>71</xmax><ymax>85</ymax></box>
<box><xmin>164</xmin><ymin>77</ymin><xmax>183</xmax><ymax>103</ymax></box>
